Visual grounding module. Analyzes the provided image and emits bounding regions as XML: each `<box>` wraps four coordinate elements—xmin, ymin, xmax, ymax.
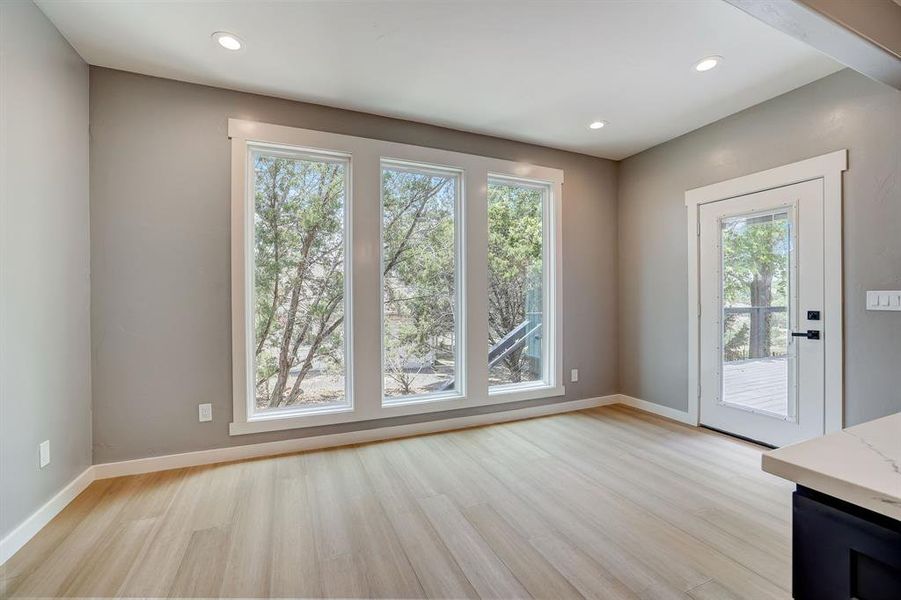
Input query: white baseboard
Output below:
<box><xmin>94</xmin><ymin>394</ymin><xmax>619</xmax><ymax>479</ymax></box>
<box><xmin>615</xmin><ymin>394</ymin><xmax>696</xmax><ymax>425</ymax></box>
<box><xmin>0</xmin><ymin>466</ymin><xmax>94</xmax><ymax>565</ymax></box>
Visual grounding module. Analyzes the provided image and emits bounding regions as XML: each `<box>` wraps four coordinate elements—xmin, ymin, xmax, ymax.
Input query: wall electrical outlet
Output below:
<box><xmin>198</xmin><ymin>403</ymin><xmax>212</xmax><ymax>422</ymax></box>
<box><xmin>39</xmin><ymin>440</ymin><xmax>50</xmax><ymax>468</ymax></box>
<box><xmin>570</xmin><ymin>368</ymin><xmax>579</xmax><ymax>383</ymax></box>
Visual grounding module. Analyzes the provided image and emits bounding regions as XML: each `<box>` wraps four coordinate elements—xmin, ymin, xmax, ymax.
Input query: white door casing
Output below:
<box><xmin>685</xmin><ymin>150</ymin><xmax>846</xmax><ymax>445</ymax></box>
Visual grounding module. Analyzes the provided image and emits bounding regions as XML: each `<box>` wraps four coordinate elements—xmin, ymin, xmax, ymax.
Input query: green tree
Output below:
<box><xmin>254</xmin><ymin>155</ymin><xmax>346</xmax><ymax>409</ymax></box>
<box><xmin>487</xmin><ymin>183</ymin><xmax>543</xmax><ymax>383</ymax></box>
<box><xmin>721</xmin><ymin>214</ymin><xmax>789</xmax><ymax>361</ymax></box>
<box><xmin>382</xmin><ymin>169</ymin><xmax>456</xmax><ymax>396</ymax></box>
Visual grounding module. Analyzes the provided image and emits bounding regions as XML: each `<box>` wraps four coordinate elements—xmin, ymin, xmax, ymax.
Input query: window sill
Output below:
<box><xmin>229</xmin><ymin>405</ymin><xmax>356</xmax><ymax>435</ymax></box>
<box><xmin>229</xmin><ymin>384</ymin><xmax>565</xmax><ymax>436</ymax></box>
<box><xmin>489</xmin><ymin>383</ymin><xmax>565</xmax><ymax>403</ymax></box>
<box><xmin>382</xmin><ymin>390</ymin><xmax>464</xmax><ymax>408</ymax></box>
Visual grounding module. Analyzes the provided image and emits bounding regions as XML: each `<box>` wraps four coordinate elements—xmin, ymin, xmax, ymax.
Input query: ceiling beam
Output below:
<box><xmin>725</xmin><ymin>0</ymin><xmax>901</xmax><ymax>90</ymax></box>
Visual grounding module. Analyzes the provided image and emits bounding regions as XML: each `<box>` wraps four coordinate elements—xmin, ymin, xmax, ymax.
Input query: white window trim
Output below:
<box><xmin>684</xmin><ymin>149</ymin><xmax>847</xmax><ymax>433</ymax></box>
<box><xmin>229</xmin><ymin>119</ymin><xmax>563</xmax><ymax>435</ymax></box>
<box><xmin>241</xmin><ymin>143</ymin><xmax>355</xmax><ymax>424</ymax></box>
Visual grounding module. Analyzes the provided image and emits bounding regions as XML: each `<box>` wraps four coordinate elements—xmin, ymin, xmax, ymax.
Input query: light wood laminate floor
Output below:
<box><xmin>1</xmin><ymin>405</ymin><xmax>793</xmax><ymax>599</ymax></box>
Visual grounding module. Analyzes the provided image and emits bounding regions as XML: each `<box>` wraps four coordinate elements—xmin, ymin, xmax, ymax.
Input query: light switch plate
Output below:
<box><xmin>866</xmin><ymin>290</ymin><xmax>901</xmax><ymax>311</ymax></box>
<box><xmin>39</xmin><ymin>440</ymin><xmax>50</xmax><ymax>468</ymax></box>
<box><xmin>198</xmin><ymin>403</ymin><xmax>212</xmax><ymax>422</ymax></box>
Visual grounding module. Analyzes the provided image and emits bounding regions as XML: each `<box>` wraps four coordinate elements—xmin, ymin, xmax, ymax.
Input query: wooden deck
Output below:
<box><xmin>723</xmin><ymin>358</ymin><xmax>789</xmax><ymax>416</ymax></box>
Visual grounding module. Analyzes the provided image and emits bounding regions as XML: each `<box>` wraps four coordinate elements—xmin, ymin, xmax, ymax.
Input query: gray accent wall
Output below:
<box><xmin>618</xmin><ymin>69</ymin><xmax>901</xmax><ymax>426</ymax></box>
<box><xmin>0</xmin><ymin>2</ymin><xmax>92</xmax><ymax>539</ymax></box>
<box><xmin>89</xmin><ymin>68</ymin><xmax>619</xmax><ymax>463</ymax></box>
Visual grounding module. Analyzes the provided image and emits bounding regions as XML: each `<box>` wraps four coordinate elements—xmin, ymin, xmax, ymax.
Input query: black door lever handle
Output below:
<box><xmin>792</xmin><ymin>330</ymin><xmax>820</xmax><ymax>340</ymax></box>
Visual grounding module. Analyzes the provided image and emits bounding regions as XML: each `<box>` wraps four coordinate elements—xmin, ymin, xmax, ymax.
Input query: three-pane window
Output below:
<box><xmin>230</xmin><ymin>119</ymin><xmax>562</xmax><ymax>434</ymax></box>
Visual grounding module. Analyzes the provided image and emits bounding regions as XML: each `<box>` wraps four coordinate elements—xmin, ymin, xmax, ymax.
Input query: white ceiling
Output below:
<box><xmin>37</xmin><ymin>0</ymin><xmax>841</xmax><ymax>160</ymax></box>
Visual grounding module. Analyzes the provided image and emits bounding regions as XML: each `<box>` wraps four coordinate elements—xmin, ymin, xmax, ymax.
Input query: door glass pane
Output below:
<box><xmin>252</xmin><ymin>150</ymin><xmax>349</xmax><ymax>414</ymax></box>
<box><xmin>720</xmin><ymin>210</ymin><xmax>794</xmax><ymax>418</ymax></box>
<box><xmin>382</xmin><ymin>164</ymin><xmax>459</xmax><ymax>403</ymax></box>
<box><xmin>487</xmin><ymin>179</ymin><xmax>546</xmax><ymax>389</ymax></box>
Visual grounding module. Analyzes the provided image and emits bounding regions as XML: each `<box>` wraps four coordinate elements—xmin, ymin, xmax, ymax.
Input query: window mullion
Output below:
<box><xmin>350</xmin><ymin>152</ymin><xmax>383</xmax><ymax>421</ymax></box>
<box><xmin>465</xmin><ymin>164</ymin><xmax>490</xmax><ymax>402</ymax></box>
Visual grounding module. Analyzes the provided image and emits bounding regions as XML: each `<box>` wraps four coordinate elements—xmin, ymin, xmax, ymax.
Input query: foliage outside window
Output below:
<box><xmin>721</xmin><ymin>211</ymin><xmax>791</xmax><ymax>363</ymax></box>
<box><xmin>252</xmin><ymin>149</ymin><xmax>348</xmax><ymax>413</ymax></box>
<box><xmin>487</xmin><ymin>179</ymin><xmax>546</xmax><ymax>388</ymax></box>
<box><xmin>382</xmin><ymin>165</ymin><xmax>459</xmax><ymax>402</ymax></box>
<box><xmin>231</xmin><ymin>120</ymin><xmax>564</xmax><ymax>434</ymax></box>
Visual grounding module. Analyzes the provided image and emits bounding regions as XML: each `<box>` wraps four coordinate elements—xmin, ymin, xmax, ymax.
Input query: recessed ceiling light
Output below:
<box><xmin>212</xmin><ymin>31</ymin><xmax>243</xmax><ymax>51</ymax></box>
<box><xmin>589</xmin><ymin>121</ymin><xmax>607</xmax><ymax>130</ymax></box>
<box><xmin>694</xmin><ymin>56</ymin><xmax>722</xmax><ymax>72</ymax></box>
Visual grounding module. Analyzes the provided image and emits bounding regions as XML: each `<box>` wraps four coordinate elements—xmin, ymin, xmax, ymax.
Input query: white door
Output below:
<box><xmin>699</xmin><ymin>179</ymin><xmax>825</xmax><ymax>447</ymax></box>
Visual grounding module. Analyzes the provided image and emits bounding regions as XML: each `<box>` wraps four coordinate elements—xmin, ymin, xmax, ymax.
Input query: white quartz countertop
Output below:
<box><xmin>762</xmin><ymin>412</ymin><xmax>901</xmax><ymax>520</ymax></box>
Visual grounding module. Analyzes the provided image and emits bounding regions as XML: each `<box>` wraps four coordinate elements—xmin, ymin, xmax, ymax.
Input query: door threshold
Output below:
<box><xmin>699</xmin><ymin>425</ymin><xmax>777</xmax><ymax>449</ymax></box>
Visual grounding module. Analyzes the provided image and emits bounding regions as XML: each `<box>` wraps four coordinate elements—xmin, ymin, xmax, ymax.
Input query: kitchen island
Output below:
<box><xmin>763</xmin><ymin>411</ymin><xmax>901</xmax><ymax>599</ymax></box>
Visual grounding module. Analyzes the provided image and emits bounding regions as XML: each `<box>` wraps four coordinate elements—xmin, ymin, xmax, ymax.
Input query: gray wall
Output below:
<box><xmin>0</xmin><ymin>2</ymin><xmax>92</xmax><ymax>539</ymax></box>
<box><xmin>618</xmin><ymin>69</ymin><xmax>901</xmax><ymax>426</ymax></box>
<box><xmin>89</xmin><ymin>67</ymin><xmax>618</xmax><ymax>463</ymax></box>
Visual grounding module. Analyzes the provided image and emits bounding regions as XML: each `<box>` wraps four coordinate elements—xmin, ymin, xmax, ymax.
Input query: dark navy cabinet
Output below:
<box><xmin>793</xmin><ymin>486</ymin><xmax>901</xmax><ymax>599</ymax></box>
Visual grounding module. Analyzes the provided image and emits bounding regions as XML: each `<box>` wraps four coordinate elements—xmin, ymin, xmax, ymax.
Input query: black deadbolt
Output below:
<box><xmin>807</xmin><ymin>310</ymin><xmax>821</xmax><ymax>321</ymax></box>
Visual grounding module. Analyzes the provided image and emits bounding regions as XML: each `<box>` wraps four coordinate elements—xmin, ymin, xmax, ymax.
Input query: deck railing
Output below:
<box><xmin>723</xmin><ymin>306</ymin><xmax>786</xmax><ymax>359</ymax></box>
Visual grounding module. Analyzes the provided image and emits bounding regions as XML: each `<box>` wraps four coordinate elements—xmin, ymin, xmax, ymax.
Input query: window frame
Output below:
<box><xmin>243</xmin><ymin>143</ymin><xmax>354</xmax><ymax>422</ymax></box>
<box><xmin>379</xmin><ymin>159</ymin><xmax>465</xmax><ymax>406</ymax></box>
<box><xmin>486</xmin><ymin>175</ymin><xmax>556</xmax><ymax>396</ymax></box>
<box><xmin>229</xmin><ymin>119</ymin><xmax>563</xmax><ymax>435</ymax></box>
